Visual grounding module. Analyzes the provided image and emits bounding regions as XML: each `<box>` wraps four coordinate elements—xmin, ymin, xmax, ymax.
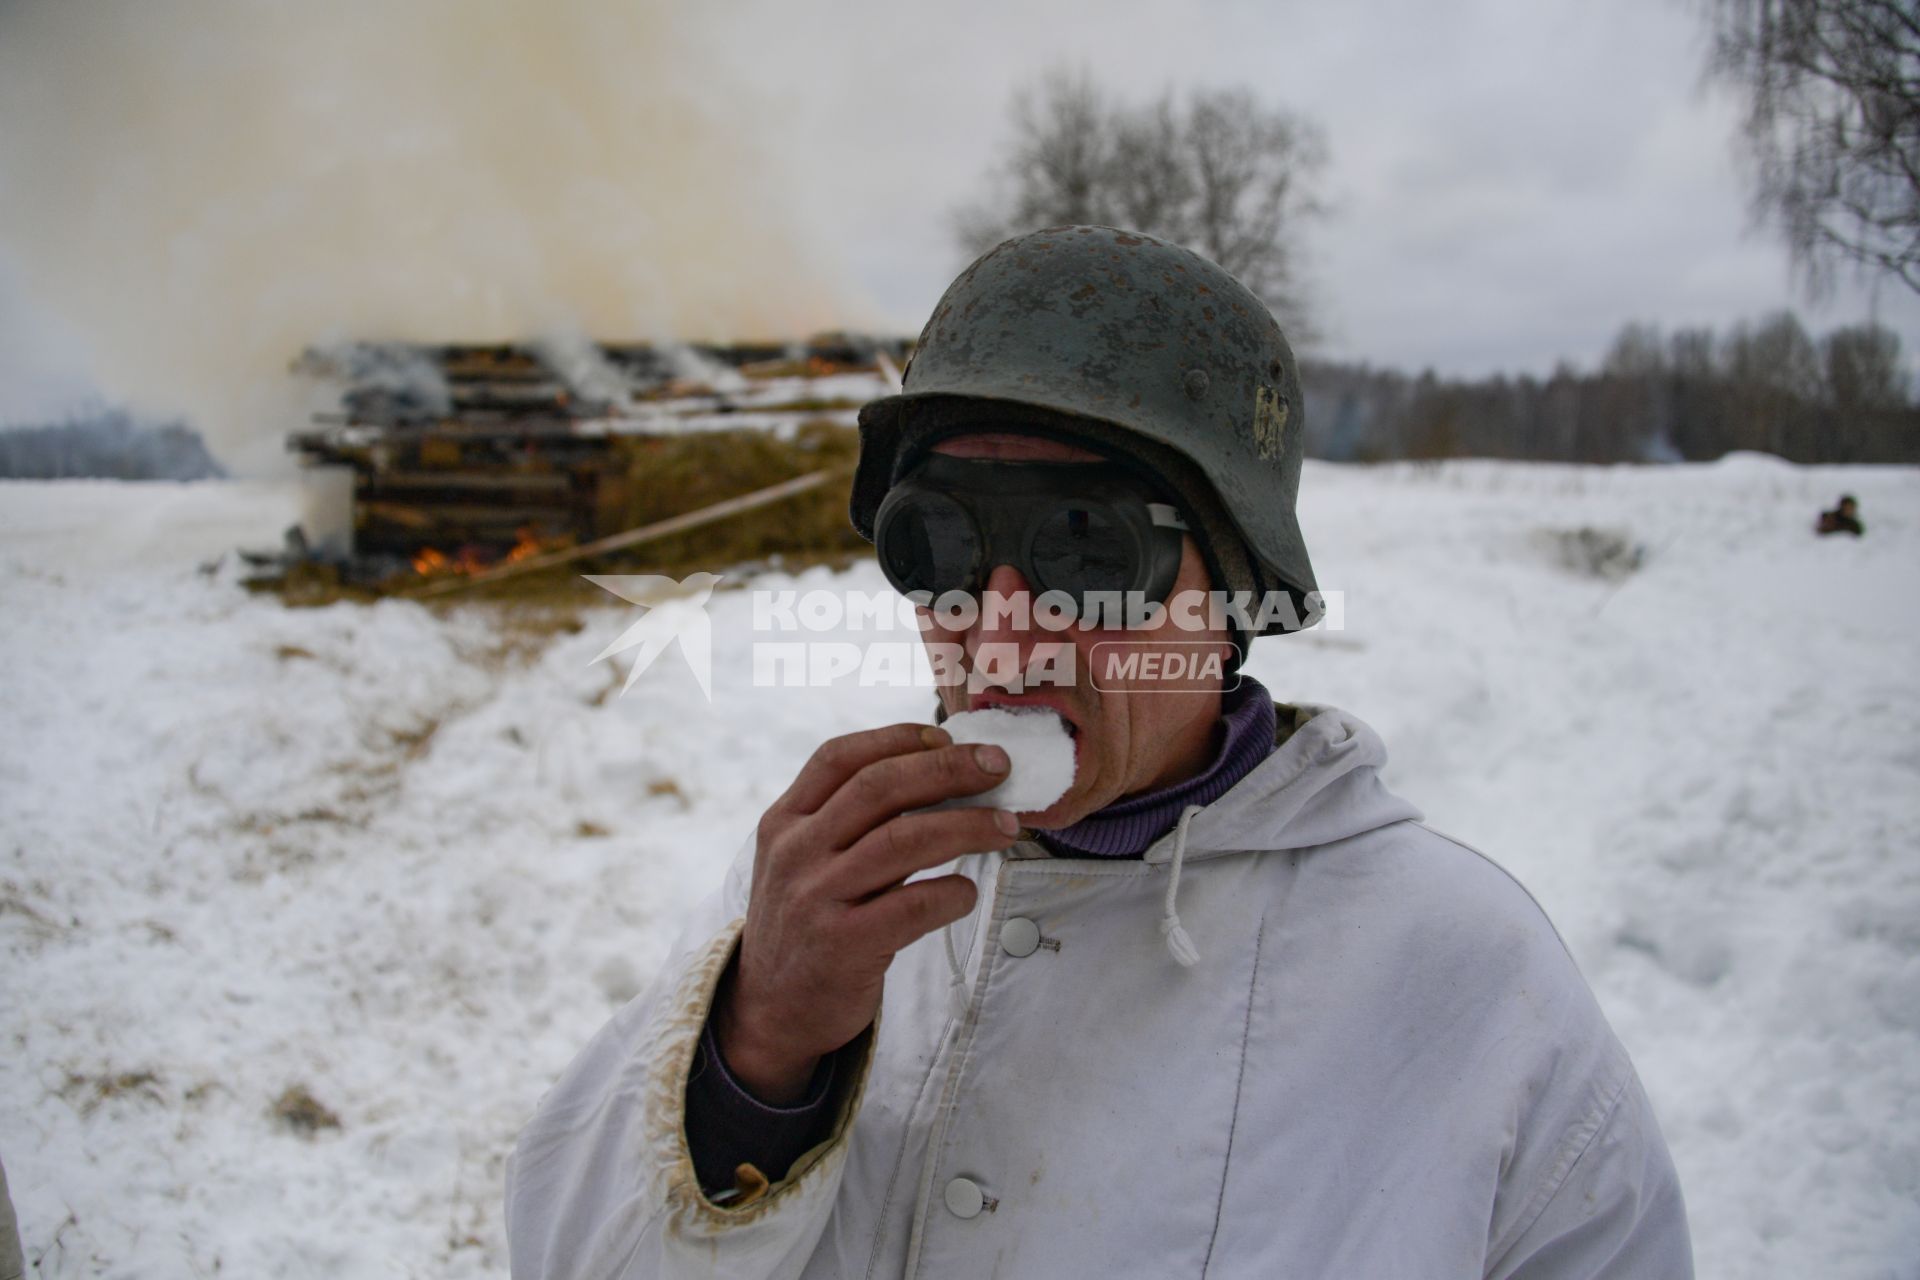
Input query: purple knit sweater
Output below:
<box><xmin>1033</xmin><ymin>677</ymin><xmax>1277</xmax><ymax>857</ymax></box>
<box><xmin>686</xmin><ymin>677</ymin><xmax>1281</xmax><ymax>1193</ymax></box>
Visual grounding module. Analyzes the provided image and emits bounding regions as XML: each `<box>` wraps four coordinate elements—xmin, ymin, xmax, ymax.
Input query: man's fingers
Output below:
<box><xmin>775</xmin><ymin>723</ymin><xmax>949</xmax><ymax>816</ymax></box>
<box><xmin>853</xmin><ymin>874</ymin><xmax>979</xmax><ymax>956</ymax></box>
<box><xmin>832</xmin><ymin>807</ymin><xmax>1017</xmax><ymax>900</ymax></box>
<box><xmin>810</xmin><ymin>743</ymin><xmax>1009</xmax><ymax>850</ymax></box>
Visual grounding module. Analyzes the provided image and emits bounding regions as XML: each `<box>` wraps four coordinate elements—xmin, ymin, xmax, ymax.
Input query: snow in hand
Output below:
<box><xmin>935</xmin><ymin>707</ymin><xmax>1075</xmax><ymax>813</ymax></box>
<box><xmin>1</xmin><ymin>455</ymin><xmax>1917</xmax><ymax>1278</ymax></box>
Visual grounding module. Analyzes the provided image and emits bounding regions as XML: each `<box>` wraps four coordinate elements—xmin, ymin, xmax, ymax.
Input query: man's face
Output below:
<box><xmin>915</xmin><ymin>433</ymin><xmax>1233</xmax><ymax>828</ymax></box>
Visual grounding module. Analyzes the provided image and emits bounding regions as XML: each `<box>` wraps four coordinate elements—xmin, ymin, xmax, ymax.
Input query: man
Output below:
<box><xmin>506</xmin><ymin>226</ymin><xmax>1692</xmax><ymax>1277</ymax></box>
<box><xmin>1816</xmin><ymin>494</ymin><xmax>1864</xmax><ymax>537</ymax></box>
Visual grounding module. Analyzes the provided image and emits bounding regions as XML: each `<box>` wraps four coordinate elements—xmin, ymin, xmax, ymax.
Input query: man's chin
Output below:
<box><xmin>1017</xmin><ymin>792</ymin><xmax>1098</xmax><ymax>832</ymax></box>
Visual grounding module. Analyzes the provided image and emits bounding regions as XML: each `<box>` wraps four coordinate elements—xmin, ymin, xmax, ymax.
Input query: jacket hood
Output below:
<box><xmin>1140</xmin><ymin>704</ymin><xmax>1422</xmax><ymax>867</ymax></box>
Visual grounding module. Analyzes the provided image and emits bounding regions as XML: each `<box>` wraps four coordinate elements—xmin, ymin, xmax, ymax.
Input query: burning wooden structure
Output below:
<box><xmin>285</xmin><ymin>336</ymin><xmax>903</xmax><ymax>583</ymax></box>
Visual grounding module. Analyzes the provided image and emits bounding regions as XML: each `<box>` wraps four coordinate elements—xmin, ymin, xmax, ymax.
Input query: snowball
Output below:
<box><xmin>934</xmin><ymin>706</ymin><xmax>1077</xmax><ymax>813</ymax></box>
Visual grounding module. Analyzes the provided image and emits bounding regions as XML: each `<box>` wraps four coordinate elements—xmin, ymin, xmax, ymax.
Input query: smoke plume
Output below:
<box><xmin>0</xmin><ymin>1</ymin><xmax>869</xmax><ymax>473</ymax></box>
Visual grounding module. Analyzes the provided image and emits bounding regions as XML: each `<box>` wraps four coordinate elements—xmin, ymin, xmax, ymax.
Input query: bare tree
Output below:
<box><xmin>1822</xmin><ymin>321</ymin><xmax>1911</xmax><ymax>405</ymax></box>
<box><xmin>1703</xmin><ymin>0</ymin><xmax>1920</xmax><ymax>293</ymax></box>
<box><xmin>1668</xmin><ymin>327</ymin><xmax>1721</xmax><ymax>380</ymax></box>
<box><xmin>1603</xmin><ymin>322</ymin><xmax>1671</xmax><ymax>377</ymax></box>
<box><xmin>953</xmin><ymin>70</ymin><xmax>1117</xmax><ymax>246</ymax></box>
<box><xmin>1724</xmin><ymin>310</ymin><xmax>1825</xmax><ymax>398</ymax></box>
<box><xmin>955</xmin><ymin>68</ymin><xmax>1328</xmax><ymax>338</ymax></box>
<box><xmin>1302</xmin><ymin>311</ymin><xmax>1915</xmax><ymax>464</ymax></box>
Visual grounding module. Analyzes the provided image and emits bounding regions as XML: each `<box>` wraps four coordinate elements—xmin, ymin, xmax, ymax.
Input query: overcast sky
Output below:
<box><xmin>712</xmin><ymin>0</ymin><xmax>1919</xmax><ymax>376</ymax></box>
<box><xmin>2</xmin><ymin>0</ymin><xmax>1915</xmax><ymax>431</ymax></box>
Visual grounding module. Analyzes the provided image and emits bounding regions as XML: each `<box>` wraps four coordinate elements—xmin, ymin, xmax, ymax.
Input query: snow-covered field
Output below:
<box><xmin>2</xmin><ymin>456</ymin><xmax>1916</xmax><ymax>1278</ymax></box>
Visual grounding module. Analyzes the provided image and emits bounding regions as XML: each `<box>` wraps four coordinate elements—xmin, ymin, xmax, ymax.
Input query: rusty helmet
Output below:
<box><xmin>852</xmin><ymin>225</ymin><xmax>1316</xmax><ymax>636</ymax></box>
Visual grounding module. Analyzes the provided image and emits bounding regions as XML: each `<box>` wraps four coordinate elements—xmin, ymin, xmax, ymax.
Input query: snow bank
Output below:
<box><xmin>1</xmin><ymin>458</ymin><xmax>1916</xmax><ymax>1276</ymax></box>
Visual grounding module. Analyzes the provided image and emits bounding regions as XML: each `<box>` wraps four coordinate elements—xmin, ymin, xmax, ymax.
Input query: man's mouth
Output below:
<box><xmin>968</xmin><ymin>691</ymin><xmax>1081</xmax><ymax>738</ymax></box>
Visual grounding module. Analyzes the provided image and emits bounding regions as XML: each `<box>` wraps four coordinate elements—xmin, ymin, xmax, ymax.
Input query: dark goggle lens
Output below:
<box><xmin>1030</xmin><ymin>504</ymin><xmax>1132</xmax><ymax>596</ymax></box>
<box><xmin>880</xmin><ymin>494</ymin><xmax>978</xmax><ymax>595</ymax></box>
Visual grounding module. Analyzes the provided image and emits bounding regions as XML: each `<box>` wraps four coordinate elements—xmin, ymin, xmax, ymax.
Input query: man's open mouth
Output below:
<box><xmin>967</xmin><ymin>692</ymin><xmax>1081</xmax><ymax>738</ymax></box>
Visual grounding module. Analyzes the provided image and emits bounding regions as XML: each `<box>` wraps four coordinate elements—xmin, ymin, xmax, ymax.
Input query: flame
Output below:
<box><xmin>503</xmin><ymin>525</ymin><xmax>547</xmax><ymax>565</ymax></box>
<box><xmin>411</xmin><ymin>526</ymin><xmax>553</xmax><ymax>578</ymax></box>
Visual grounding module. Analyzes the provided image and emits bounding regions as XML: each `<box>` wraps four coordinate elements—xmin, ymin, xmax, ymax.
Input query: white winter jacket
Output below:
<box><xmin>506</xmin><ymin>705</ymin><xmax>1692</xmax><ymax>1278</ymax></box>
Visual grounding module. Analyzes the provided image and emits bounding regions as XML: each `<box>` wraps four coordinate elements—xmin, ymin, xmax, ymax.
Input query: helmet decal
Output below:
<box><xmin>1253</xmin><ymin>385</ymin><xmax>1289</xmax><ymax>461</ymax></box>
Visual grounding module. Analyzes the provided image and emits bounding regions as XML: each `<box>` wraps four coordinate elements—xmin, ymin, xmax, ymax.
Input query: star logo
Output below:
<box><xmin>584</xmin><ymin>573</ymin><xmax>723</xmax><ymax>701</ymax></box>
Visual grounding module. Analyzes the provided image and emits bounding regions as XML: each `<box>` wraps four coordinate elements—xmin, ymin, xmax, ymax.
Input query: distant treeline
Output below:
<box><xmin>5</xmin><ymin>311</ymin><xmax>1913</xmax><ymax>483</ymax></box>
<box><xmin>1301</xmin><ymin>313</ymin><xmax>1916</xmax><ymax>464</ymax></box>
<box><xmin>0</xmin><ymin>410</ymin><xmax>225</xmax><ymax>481</ymax></box>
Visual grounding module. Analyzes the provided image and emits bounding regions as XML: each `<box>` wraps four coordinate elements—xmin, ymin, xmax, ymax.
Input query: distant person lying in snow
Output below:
<box><xmin>1816</xmin><ymin>495</ymin><xmax>1864</xmax><ymax>537</ymax></box>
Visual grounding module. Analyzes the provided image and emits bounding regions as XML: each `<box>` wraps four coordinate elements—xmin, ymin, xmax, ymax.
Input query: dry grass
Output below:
<box><xmin>749</xmin><ymin>397</ymin><xmax>864</xmax><ymax>414</ymax></box>
<box><xmin>233</xmin><ymin>805</ymin><xmax>355</xmax><ymax>837</ymax></box>
<box><xmin>596</xmin><ymin>420</ymin><xmax>867</xmax><ymax>577</ymax></box>
<box><xmin>245</xmin><ymin>559</ymin><xmax>382</xmax><ymax>609</ymax></box>
<box><xmin>0</xmin><ymin>885</ymin><xmax>68</xmax><ymax>942</ymax></box>
<box><xmin>272</xmin><ymin>1083</ymin><xmax>342</xmax><ymax>1135</ymax></box>
<box><xmin>387</xmin><ymin>718</ymin><xmax>440</xmax><ymax>760</ymax></box>
<box><xmin>472</xmin><ymin>603</ymin><xmax>589</xmax><ymax>667</ymax></box>
<box><xmin>60</xmin><ymin>1069</ymin><xmax>164</xmax><ymax>1116</ymax></box>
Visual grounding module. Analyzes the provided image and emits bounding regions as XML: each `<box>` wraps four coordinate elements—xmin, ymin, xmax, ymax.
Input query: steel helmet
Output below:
<box><xmin>852</xmin><ymin>225</ymin><xmax>1316</xmax><ymax>636</ymax></box>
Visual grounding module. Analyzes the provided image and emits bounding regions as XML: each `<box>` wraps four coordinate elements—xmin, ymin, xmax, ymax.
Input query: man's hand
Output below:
<box><xmin>714</xmin><ymin>723</ymin><xmax>1017</xmax><ymax>1103</ymax></box>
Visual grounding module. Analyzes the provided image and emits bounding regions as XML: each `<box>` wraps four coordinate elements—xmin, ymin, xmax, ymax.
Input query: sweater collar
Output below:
<box><xmin>1032</xmin><ymin>676</ymin><xmax>1278</xmax><ymax>859</ymax></box>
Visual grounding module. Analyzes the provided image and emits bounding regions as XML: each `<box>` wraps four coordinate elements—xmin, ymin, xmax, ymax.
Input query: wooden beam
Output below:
<box><xmin>410</xmin><ymin>465</ymin><xmax>849</xmax><ymax>597</ymax></box>
<box><xmin>360</xmin><ymin>500</ymin><xmax>573</xmax><ymax>527</ymax></box>
<box><xmin>362</xmin><ymin>471</ymin><xmax>571</xmax><ymax>493</ymax></box>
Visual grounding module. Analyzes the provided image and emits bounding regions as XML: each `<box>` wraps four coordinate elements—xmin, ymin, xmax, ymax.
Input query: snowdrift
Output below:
<box><xmin>1</xmin><ymin>457</ymin><xmax>1915</xmax><ymax>1277</ymax></box>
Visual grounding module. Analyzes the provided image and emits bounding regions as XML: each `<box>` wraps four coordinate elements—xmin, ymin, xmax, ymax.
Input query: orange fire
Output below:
<box><xmin>411</xmin><ymin>526</ymin><xmax>553</xmax><ymax>578</ymax></box>
<box><xmin>503</xmin><ymin>525</ymin><xmax>547</xmax><ymax>565</ymax></box>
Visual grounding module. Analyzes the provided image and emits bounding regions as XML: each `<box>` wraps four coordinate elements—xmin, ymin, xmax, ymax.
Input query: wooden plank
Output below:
<box><xmin>411</xmin><ymin>465</ymin><xmax>849</xmax><ymax>597</ymax></box>
<box><xmin>363</xmin><ymin>471</ymin><xmax>571</xmax><ymax>493</ymax></box>
<box><xmin>360</xmin><ymin>500</ymin><xmax>573</xmax><ymax>527</ymax></box>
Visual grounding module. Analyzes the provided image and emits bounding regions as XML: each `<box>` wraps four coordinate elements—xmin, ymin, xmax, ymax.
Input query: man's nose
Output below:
<box><xmin>976</xmin><ymin>562</ymin><xmax>1046</xmax><ymax>638</ymax></box>
<box><xmin>971</xmin><ymin>561</ymin><xmax>1059</xmax><ymax>647</ymax></box>
<box><xmin>966</xmin><ymin>562</ymin><xmax>1028</xmax><ymax>645</ymax></box>
<box><xmin>981</xmin><ymin>562</ymin><xmax>1031</xmax><ymax>610</ymax></box>
<box><xmin>965</xmin><ymin>562</ymin><xmax>1075</xmax><ymax>689</ymax></box>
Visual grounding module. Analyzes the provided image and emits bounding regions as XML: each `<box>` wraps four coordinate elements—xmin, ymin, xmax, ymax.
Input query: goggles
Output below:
<box><xmin>874</xmin><ymin>453</ymin><xmax>1190</xmax><ymax>614</ymax></box>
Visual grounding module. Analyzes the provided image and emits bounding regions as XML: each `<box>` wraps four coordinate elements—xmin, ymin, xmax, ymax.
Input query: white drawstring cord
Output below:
<box><xmin>1160</xmin><ymin>804</ymin><xmax>1204</xmax><ymax>967</ymax></box>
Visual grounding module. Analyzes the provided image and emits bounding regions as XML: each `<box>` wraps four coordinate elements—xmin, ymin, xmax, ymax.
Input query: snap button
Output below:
<box><xmin>1000</xmin><ymin>916</ymin><xmax>1041</xmax><ymax>957</ymax></box>
<box><xmin>944</xmin><ymin>1176</ymin><xmax>985</xmax><ymax>1219</ymax></box>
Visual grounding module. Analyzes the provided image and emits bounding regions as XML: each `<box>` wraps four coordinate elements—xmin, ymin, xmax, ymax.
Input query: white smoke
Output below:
<box><xmin>300</xmin><ymin>343</ymin><xmax>454</xmax><ymax>417</ymax></box>
<box><xmin>0</xmin><ymin>0</ymin><xmax>874</xmax><ymax>474</ymax></box>
<box><xmin>532</xmin><ymin>329</ymin><xmax>639</xmax><ymax>409</ymax></box>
